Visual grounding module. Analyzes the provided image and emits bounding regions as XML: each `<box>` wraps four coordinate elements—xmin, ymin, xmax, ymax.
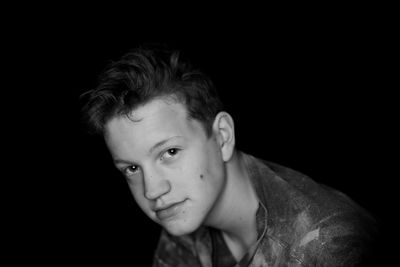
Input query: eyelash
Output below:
<box><xmin>123</xmin><ymin>165</ymin><xmax>139</xmax><ymax>176</ymax></box>
<box><xmin>122</xmin><ymin>148</ymin><xmax>181</xmax><ymax>176</ymax></box>
<box><xmin>160</xmin><ymin>148</ymin><xmax>181</xmax><ymax>161</ymax></box>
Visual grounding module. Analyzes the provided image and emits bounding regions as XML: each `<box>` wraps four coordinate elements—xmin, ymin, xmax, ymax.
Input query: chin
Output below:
<box><xmin>162</xmin><ymin>216</ymin><xmax>202</xmax><ymax>236</ymax></box>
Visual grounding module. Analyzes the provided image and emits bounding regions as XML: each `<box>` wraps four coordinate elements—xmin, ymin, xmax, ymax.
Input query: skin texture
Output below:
<box><xmin>104</xmin><ymin>98</ymin><xmax>259</xmax><ymax>260</ymax></box>
<box><xmin>104</xmin><ymin>98</ymin><xmax>230</xmax><ymax>236</ymax></box>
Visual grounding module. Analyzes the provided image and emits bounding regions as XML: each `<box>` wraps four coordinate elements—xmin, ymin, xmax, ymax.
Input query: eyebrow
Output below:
<box><xmin>148</xmin><ymin>135</ymin><xmax>184</xmax><ymax>154</ymax></box>
<box><xmin>113</xmin><ymin>135</ymin><xmax>184</xmax><ymax>165</ymax></box>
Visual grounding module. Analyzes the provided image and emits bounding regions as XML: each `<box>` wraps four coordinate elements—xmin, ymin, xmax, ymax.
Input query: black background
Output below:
<box><xmin>6</xmin><ymin>6</ymin><xmax>395</xmax><ymax>265</ymax></box>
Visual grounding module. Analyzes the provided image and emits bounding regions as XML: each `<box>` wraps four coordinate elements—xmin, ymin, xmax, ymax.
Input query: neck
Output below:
<box><xmin>205</xmin><ymin>151</ymin><xmax>259</xmax><ymax>260</ymax></box>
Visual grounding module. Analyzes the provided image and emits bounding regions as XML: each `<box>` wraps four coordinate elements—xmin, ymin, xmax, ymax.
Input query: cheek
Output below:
<box><xmin>204</xmin><ymin>150</ymin><xmax>225</xmax><ymax>183</ymax></box>
<box><xmin>129</xmin><ymin>185</ymin><xmax>151</xmax><ymax>211</ymax></box>
<box><xmin>189</xmin><ymin>145</ymin><xmax>224</xmax><ymax>190</ymax></box>
<box><xmin>195</xmin><ymin>159</ymin><xmax>225</xmax><ymax>199</ymax></box>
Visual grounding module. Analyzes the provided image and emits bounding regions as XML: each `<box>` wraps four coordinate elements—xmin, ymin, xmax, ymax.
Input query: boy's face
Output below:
<box><xmin>104</xmin><ymin>98</ymin><xmax>226</xmax><ymax>236</ymax></box>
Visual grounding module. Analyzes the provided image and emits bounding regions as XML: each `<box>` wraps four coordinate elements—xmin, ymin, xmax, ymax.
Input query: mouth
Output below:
<box><xmin>155</xmin><ymin>199</ymin><xmax>187</xmax><ymax>221</ymax></box>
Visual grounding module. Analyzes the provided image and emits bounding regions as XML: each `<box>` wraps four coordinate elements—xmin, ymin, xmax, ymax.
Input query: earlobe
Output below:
<box><xmin>212</xmin><ymin>112</ymin><xmax>235</xmax><ymax>162</ymax></box>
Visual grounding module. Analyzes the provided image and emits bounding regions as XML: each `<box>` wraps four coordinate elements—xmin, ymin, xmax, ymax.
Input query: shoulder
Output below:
<box><xmin>258</xmin><ymin>157</ymin><xmax>375</xmax><ymax>227</ymax></box>
<box><xmin>289</xmin><ymin>209</ymin><xmax>379</xmax><ymax>266</ymax></box>
<box><xmin>246</xmin><ymin>156</ymin><xmax>379</xmax><ymax>265</ymax></box>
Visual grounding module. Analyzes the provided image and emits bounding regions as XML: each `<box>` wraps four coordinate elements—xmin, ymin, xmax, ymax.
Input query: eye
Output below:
<box><xmin>160</xmin><ymin>148</ymin><xmax>180</xmax><ymax>161</ymax></box>
<box><xmin>123</xmin><ymin>165</ymin><xmax>140</xmax><ymax>176</ymax></box>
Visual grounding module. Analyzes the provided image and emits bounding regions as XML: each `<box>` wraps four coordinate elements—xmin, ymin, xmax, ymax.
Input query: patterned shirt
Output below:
<box><xmin>152</xmin><ymin>153</ymin><xmax>377</xmax><ymax>266</ymax></box>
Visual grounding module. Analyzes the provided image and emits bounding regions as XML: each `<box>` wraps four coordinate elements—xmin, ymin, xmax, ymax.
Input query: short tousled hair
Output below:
<box><xmin>81</xmin><ymin>46</ymin><xmax>224</xmax><ymax>137</ymax></box>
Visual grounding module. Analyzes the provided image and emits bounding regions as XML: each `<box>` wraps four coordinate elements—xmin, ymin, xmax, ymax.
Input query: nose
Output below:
<box><xmin>143</xmin><ymin>170</ymin><xmax>171</xmax><ymax>200</ymax></box>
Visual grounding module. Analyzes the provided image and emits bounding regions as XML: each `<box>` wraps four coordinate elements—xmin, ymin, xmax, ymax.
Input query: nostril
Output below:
<box><xmin>144</xmin><ymin>178</ymin><xmax>171</xmax><ymax>200</ymax></box>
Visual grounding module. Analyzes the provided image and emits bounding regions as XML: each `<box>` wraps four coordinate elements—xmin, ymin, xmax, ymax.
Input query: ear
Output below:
<box><xmin>212</xmin><ymin>112</ymin><xmax>235</xmax><ymax>162</ymax></box>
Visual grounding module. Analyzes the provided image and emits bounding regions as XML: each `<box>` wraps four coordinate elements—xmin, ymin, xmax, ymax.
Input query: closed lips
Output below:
<box><xmin>156</xmin><ymin>200</ymin><xmax>185</xmax><ymax>211</ymax></box>
<box><xmin>155</xmin><ymin>199</ymin><xmax>187</xmax><ymax>220</ymax></box>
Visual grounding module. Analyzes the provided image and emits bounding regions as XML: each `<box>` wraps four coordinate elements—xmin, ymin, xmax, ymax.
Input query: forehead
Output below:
<box><xmin>104</xmin><ymin>98</ymin><xmax>206</xmax><ymax>146</ymax></box>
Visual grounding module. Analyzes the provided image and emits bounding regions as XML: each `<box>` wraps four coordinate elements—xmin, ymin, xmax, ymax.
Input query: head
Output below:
<box><xmin>81</xmin><ymin>47</ymin><xmax>236</xmax><ymax>235</ymax></box>
<box><xmin>82</xmin><ymin>46</ymin><xmax>223</xmax><ymax>137</ymax></box>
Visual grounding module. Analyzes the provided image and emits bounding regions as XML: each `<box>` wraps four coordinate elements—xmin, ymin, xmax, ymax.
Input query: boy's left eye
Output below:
<box><xmin>161</xmin><ymin>148</ymin><xmax>180</xmax><ymax>160</ymax></box>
